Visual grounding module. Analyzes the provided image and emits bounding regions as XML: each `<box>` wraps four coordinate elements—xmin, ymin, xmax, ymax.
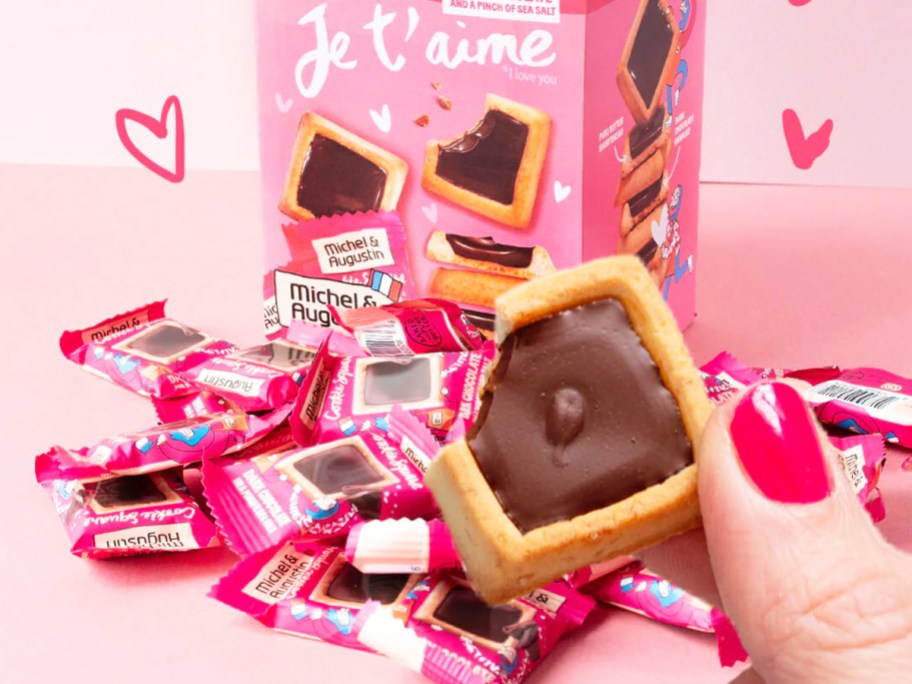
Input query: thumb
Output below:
<box><xmin>700</xmin><ymin>382</ymin><xmax>912</xmax><ymax>684</ymax></box>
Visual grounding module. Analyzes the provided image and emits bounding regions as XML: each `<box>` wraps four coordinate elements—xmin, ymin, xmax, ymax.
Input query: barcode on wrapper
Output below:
<box><xmin>356</xmin><ymin>320</ymin><xmax>410</xmax><ymax>356</ymax></box>
<box><xmin>806</xmin><ymin>380</ymin><xmax>912</xmax><ymax>423</ymax></box>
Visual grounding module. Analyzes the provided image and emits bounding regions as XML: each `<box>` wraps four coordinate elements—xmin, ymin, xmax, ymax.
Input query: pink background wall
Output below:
<box><xmin>1</xmin><ymin>1</ymin><xmax>907</xmax><ymax>188</ymax></box>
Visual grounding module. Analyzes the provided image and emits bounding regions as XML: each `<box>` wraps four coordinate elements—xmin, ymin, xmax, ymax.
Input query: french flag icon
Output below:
<box><xmin>369</xmin><ymin>270</ymin><xmax>403</xmax><ymax>301</ymax></box>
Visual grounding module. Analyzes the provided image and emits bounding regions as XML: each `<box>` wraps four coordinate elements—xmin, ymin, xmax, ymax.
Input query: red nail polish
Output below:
<box><xmin>730</xmin><ymin>383</ymin><xmax>832</xmax><ymax>504</ymax></box>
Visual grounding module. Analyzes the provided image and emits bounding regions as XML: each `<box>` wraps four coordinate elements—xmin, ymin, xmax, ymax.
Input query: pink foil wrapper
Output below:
<box><xmin>59</xmin><ymin>300</ymin><xmax>236</xmax><ymax>399</ymax></box>
<box><xmin>699</xmin><ymin>352</ymin><xmax>762</xmax><ymax>405</ymax></box>
<box><xmin>331</xmin><ymin>298</ymin><xmax>485</xmax><ymax>356</ymax></box>
<box><xmin>590</xmin><ymin>562</ymin><xmax>749</xmax><ymax>666</ymax></box>
<box><xmin>291</xmin><ymin>336</ymin><xmax>495</xmax><ymax>444</ymax></box>
<box><xmin>264</xmin><ymin>211</ymin><xmax>417</xmax><ymax>337</ymax></box>
<box><xmin>34</xmin><ymin>408</ymin><xmax>288</xmax><ymax>482</ymax></box>
<box><xmin>39</xmin><ymin>469</ymin><xmax>219</xmax><ymax>558</ymax></box>
<box><xmin>346</xmin><ymin>519</ymin><xmax>461</xmax><ymax>574</ymax></box>
<box><xmin>829</xmin><ymin>434</ymin><xmax>887</xmax><ymax>522</ymax></box>
<box><xmin>210</xmin><ymin>541</ymin><xmax>422</xmax><ymax>653</ymax></box>
<box><xmin>804</xmin><ymin>368</ymin><xmax>912</xmax><ymax>448</ymax></box>
<box><xmin>355</xmin><ymin>571</ymin><xmax>596</xmax><ymax>684</ymax></box>
<box><xmin>564</xmin><ymin>556</ymin><xmax>636</xmax><ymax>589</ymax></box>
<box><xmin>202</xmin><ymin>429</ymin><xmax>435</xmax><ymax>556</ymax></box>
<box><xmin>180</xmin><ymin>339</ymin><xmax>317</xmax><ymax>412</ymax></box>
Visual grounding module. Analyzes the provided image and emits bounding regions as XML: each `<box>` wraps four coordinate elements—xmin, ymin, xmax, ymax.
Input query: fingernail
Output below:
<box><xmin>730</xmin><ymin>382</ymin><xmax>832</xmax><ymax>504</ymax></box>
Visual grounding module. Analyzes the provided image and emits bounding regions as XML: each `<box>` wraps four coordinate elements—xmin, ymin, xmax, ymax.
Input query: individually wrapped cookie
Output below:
<box><xmin>564</xmin><ymin>557</ymin><xmax>636</xmax><ymax>590</ymax></box>
<box><xmin>210</xmin><ymin>540</ymin><xmax>424</xmax><ymax>653</ymax></box>
<box><xmin>264</xmin><ymin>211</ymin><xmax>417</xmax><ymax>337</ymax></box>
<box><xmin>291</xmin><ymin>335</ymin><xmax>495</xmax><ymax>445</ymax></box>
<box><xmin>699</xmin><ymin>352</ymin><xmax>762</xmax><ymax>405</ymax></box>
<box><xmin>355</xmin><ymin>571</ymin><xmax>596</xmax><ymax>684</ymax></box>
<box><xmin>39</xmin><ymin>469</ymin><xmax>219</xmax><ymax>558</ymax></box>
<box><xmin>331</xmin><ymin>298</ymin><xmax>485</xmax><ymax>357</ymax></box>
<box><xmin>829</xmin><ymin>434</ymin><xmax>887</xmax><ymax>522</ymax></box>
<box><xmin>180</xmin><ymin>339</ymin><xmax>318</xmax><ymax>412</ymax></box>
<box><xmin>803</xmin><ymin>368</ymin><xmax>912</xmax><ymax>447</ymax></box>
<box><xmin>59</xmin><ymin>300</ymin><xmax>236</xmax><ymax>399</ymax></box>
<box><xmin>34</xmin><ymin>408</ymin><xmax>287</xmax><ymax>482</ymax></box>
<box><xmin>345</xmin><ymin>519</ymin><xmax>461</xmax><ymax>574</ymax></box>
<box><xmin>202</xmin><ymin>428</ymin><xmax>434</xmax><ymax>556</ymax></box>
<box><xmin>588</xmin><ymin>562</ymin><xmax>748</xmax><ymax>667</ymax></box>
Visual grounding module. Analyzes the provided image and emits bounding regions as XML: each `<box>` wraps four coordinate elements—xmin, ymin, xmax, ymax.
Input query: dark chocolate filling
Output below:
<box><xmin>326</xmin><ymin>563</ymin><xmax>411</xmax><ymax>605</ymax></box>
<box><xmin>363</xmin><ymin>357</ymin><xmax>432</xmax><ymax>405</ymax></box>
<box><xmin>292</xmin><ymin>445</ymin><xmax>384</xmax><ymax>496</ymax></box>
<box><xmin>237</xmin><ymin>342</ymin><xmax>316</xmax><ymax>371</ymax></box>
<box><xmin>469</xmin><ymin>298</ymin><xmax>692</xmax><ymax>533</ymax></box>
<box><xmin>93</xmin><ymin>476</ymin><xmax>167</xmax><ymax>508</ymax></box>
<box><xmin>445</xmin><ymin>234</ymin><xmax>534</xmax><ymax>269</ymax></box>
<box><xmin>628</xmin><ymin>176</ymin><xmax>664</xmax><ymax>218</ymax></box>
<box><xmin>432</xmin><ymin>586</ymin><xmax>522</xmax><ymax>642</ymax></box>
<box><xmin>637</xmin><ymin>239</ymin><xmax>659</xmax><ymax>265</ymax></box>
<box><xmin>629</xmin><ymin>106</ymin><xmax>666</xmax><ymax>159</ymax></box>
<box><xmin>436</xmin><ymin>110</ymin><xmax>528</xmax><ymax>205</ymax></box>
<box><xmin>628</xmin><ymin>0</ymin><xmax>675</xmax><ymax>107</ymax></box>
<box><xmin>464</xmin><ymin>310</ymin><xmax>496</xmax><ymax>331</ymax></box>
<box><xmin>296</xmin><ymin>134</ymin><xmax>387</xmax><ymax>217</ymax></box>
<box><xmin>126</xmin><ymin>323</ymin><xmax>205</xmax><ymax>358</ymax></box>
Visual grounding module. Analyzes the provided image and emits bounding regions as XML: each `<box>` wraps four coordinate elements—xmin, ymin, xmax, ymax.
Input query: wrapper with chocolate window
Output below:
<box><xmin>291</xmin><ymin>332</ymin><xmax>495</xmax><ymax>445</ymax></box>
<box><xmin>202</xmin><ymin>428</ymin><xmax>435</xmax><ymax>556</ymax></box>
<box><xmin>355</xmin><ymin>571</ymin><xmax>595</xmax><ymax>684</ymax></box>
<box><xmin>35</xmin><ymin>406</ymin><xmax>289</xmax><ymax>482</ymax></box>
<box><xmin>210</xmin><ymin>541</ymin><xmax>424</xmax><ymax>653</ymax></box>
<box><xmin>180</xmin><ymin>339</ymin><xmax>318</xmax><ymax>412</ymax></box>
<box><xmin>59</xmin><ymin>300</ymin><xmax>236</xmax><ymax>400</ymax></box>
<box><xmin>38</xmin><ymin>469</ymin><xmax>219</xmax><ymax>559</ymax></box>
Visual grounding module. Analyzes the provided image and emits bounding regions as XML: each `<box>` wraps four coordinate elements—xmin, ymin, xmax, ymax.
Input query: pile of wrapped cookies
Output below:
<box><xmin>37</xmin><ymin>256</ymin><xmax>906</xmax><ymax>683</ymax></box>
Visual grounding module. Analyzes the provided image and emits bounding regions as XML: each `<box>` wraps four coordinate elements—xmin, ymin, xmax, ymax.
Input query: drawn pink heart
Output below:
<box><xmin>782</xmin><ymin>109</ymin><xmax>833</xmax><ymax>170</ymax></box>
<box><xmin>115</xmin><ymin>95</ymin><xmax>185</xmax><ymax>183</ymax></box>
<box><xmin>788</xmin><ymin>0</ymin><xmax>813</xmax><ymax>6</ymax></box>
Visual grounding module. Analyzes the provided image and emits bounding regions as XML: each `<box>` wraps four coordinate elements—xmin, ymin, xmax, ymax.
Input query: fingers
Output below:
<box><xmin>699</xmin><ymin>382</ymin><xmax>912</xmax><ymax>684</ymax></box>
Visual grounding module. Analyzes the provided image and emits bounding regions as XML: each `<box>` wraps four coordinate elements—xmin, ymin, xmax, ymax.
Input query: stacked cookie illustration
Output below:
<box><xmin>422</xmin><ymin>95</ymin><xmax>555</xmax><ymax>334</ymax></box>
<box><xmin>615</xmin><ymin>0</ymin><xmax>682</xmax><ymax>285</ymax></box>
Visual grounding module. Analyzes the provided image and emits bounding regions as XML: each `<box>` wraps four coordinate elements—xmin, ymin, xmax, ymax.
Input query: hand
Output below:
<box><xmin>639</xmin><ymin>382</ymin><xmax>912</xmax><ymax>683</ymax></box>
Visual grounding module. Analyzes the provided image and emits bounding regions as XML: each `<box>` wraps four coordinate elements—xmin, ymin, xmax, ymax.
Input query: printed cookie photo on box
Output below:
<box><xmin>256</xmin><ymin>0</ymin><xmax>705</xmax><ymax>335</ymax></box>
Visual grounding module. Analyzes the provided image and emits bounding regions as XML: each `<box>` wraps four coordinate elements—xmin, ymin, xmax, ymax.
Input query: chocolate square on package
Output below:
<box><xmin>235</xmin><ymin>341</ymin><xmax>316</xmax><ymax>372</ymax></box>
<box><xmin>426</xmin><ymin>256</ymin><xmax>712</xmax><ymax>604</ymax></box>
<box><xmin>422</xmin><ymin>94</ymin><xmax>551</xmax><ymax>229</ymax></box>
<box><xmin>278</xmin><ymin>113</ymin><xmax>409</xmax><ymax>221</ymax></box>
<box><xmin>275</xmin><ymin>437</ymin><xmax>398</xmax><ymax>502</ymax></box>
<box><xmin>89</xmin><ymin>474</ymin><xmax>181</xmax><ymax>514</ymax></box>
<box><xmin>310</xmin><ymin>555</ymin><xmax>420</xmax><ymax>609</ymax></box>
<box><xmin>616</xmin><ymin>0</ymin><xmax>681</xmax><ymax>125</ymax></box>
<box><xmin>414</xmin><ymin>576</ymin><xmax>536</xmax><ymax>653</ymax></box>
<box><xmin>118</xmin><ymin>322</ymin><xmax>210</xmax><ymax>362</ymax></box>
<box><xmin>352</xmin><ymin>355</ymin><xmax>445</xmax><ymax>415</ymax></box>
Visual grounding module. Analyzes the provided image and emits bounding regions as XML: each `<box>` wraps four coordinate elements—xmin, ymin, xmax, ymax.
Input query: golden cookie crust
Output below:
<box><xmin>427</xmin><ymin>267</ymin><xmax>525</xmax><ymax>310</ymax></box>
<box><xmin>619</xmin><ymin>174</ymin><xmax>669</xmax><ymax>237</ymax></box>
<box><xmin>422</xmin><ymin>94</ymin><xmax>551</xmax><ymax>229</ymax></box>
<box><xmin>278</xmin><ymin>112</ymin><xmax>408</xmax><ymax>222</ymax></box>
<box><xmin>614</xmin><ymin>146</ymin><xmax>666</xmax><ymax>207</ymax></box>
<box><xmin>426</xmin><ymin>230</ymin><xmax>556</xmax><ymax>280</ymax></box>
<box><xmin>425</xmin><ymin>256</ymin><xmax>712</xmax><ymax>605</ymax></box>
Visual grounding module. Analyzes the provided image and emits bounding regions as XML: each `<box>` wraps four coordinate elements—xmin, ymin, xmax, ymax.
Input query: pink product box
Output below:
<box><xmin>256</xmin><ymin>0</ymin><xmax>705</xmax><ymax>334</ymax></box>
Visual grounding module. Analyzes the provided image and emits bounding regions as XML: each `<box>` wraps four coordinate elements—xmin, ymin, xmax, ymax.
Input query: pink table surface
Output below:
<box><xmin>2</xmin><ymin>165</ymin><xmax>910</xmax><ymax>682</ymax></box>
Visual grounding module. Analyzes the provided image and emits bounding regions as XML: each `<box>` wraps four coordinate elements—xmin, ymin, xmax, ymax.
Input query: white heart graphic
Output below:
<box><xmin>369</xmin><ymin>104</ymin><xmax>392</xmax><ymax>133</ymax></box>
<box><xmin>422</xmin><ymin>203</ymin><xmax>439</xmax><ymax>224</ymax></box>
<box><xmin>651</xmin><ymin>203</ymin><xmax>670</xmax><ymax>245</ymax></box>
<box><xmin>275</xmin><ymin>93</ymin><xmax>293</xmax><ymax>114</ymax></box>
<box><xmin>553</xmin><ymin>181</ymin><xmax>571</xmax><ymax>203</ymax></box>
